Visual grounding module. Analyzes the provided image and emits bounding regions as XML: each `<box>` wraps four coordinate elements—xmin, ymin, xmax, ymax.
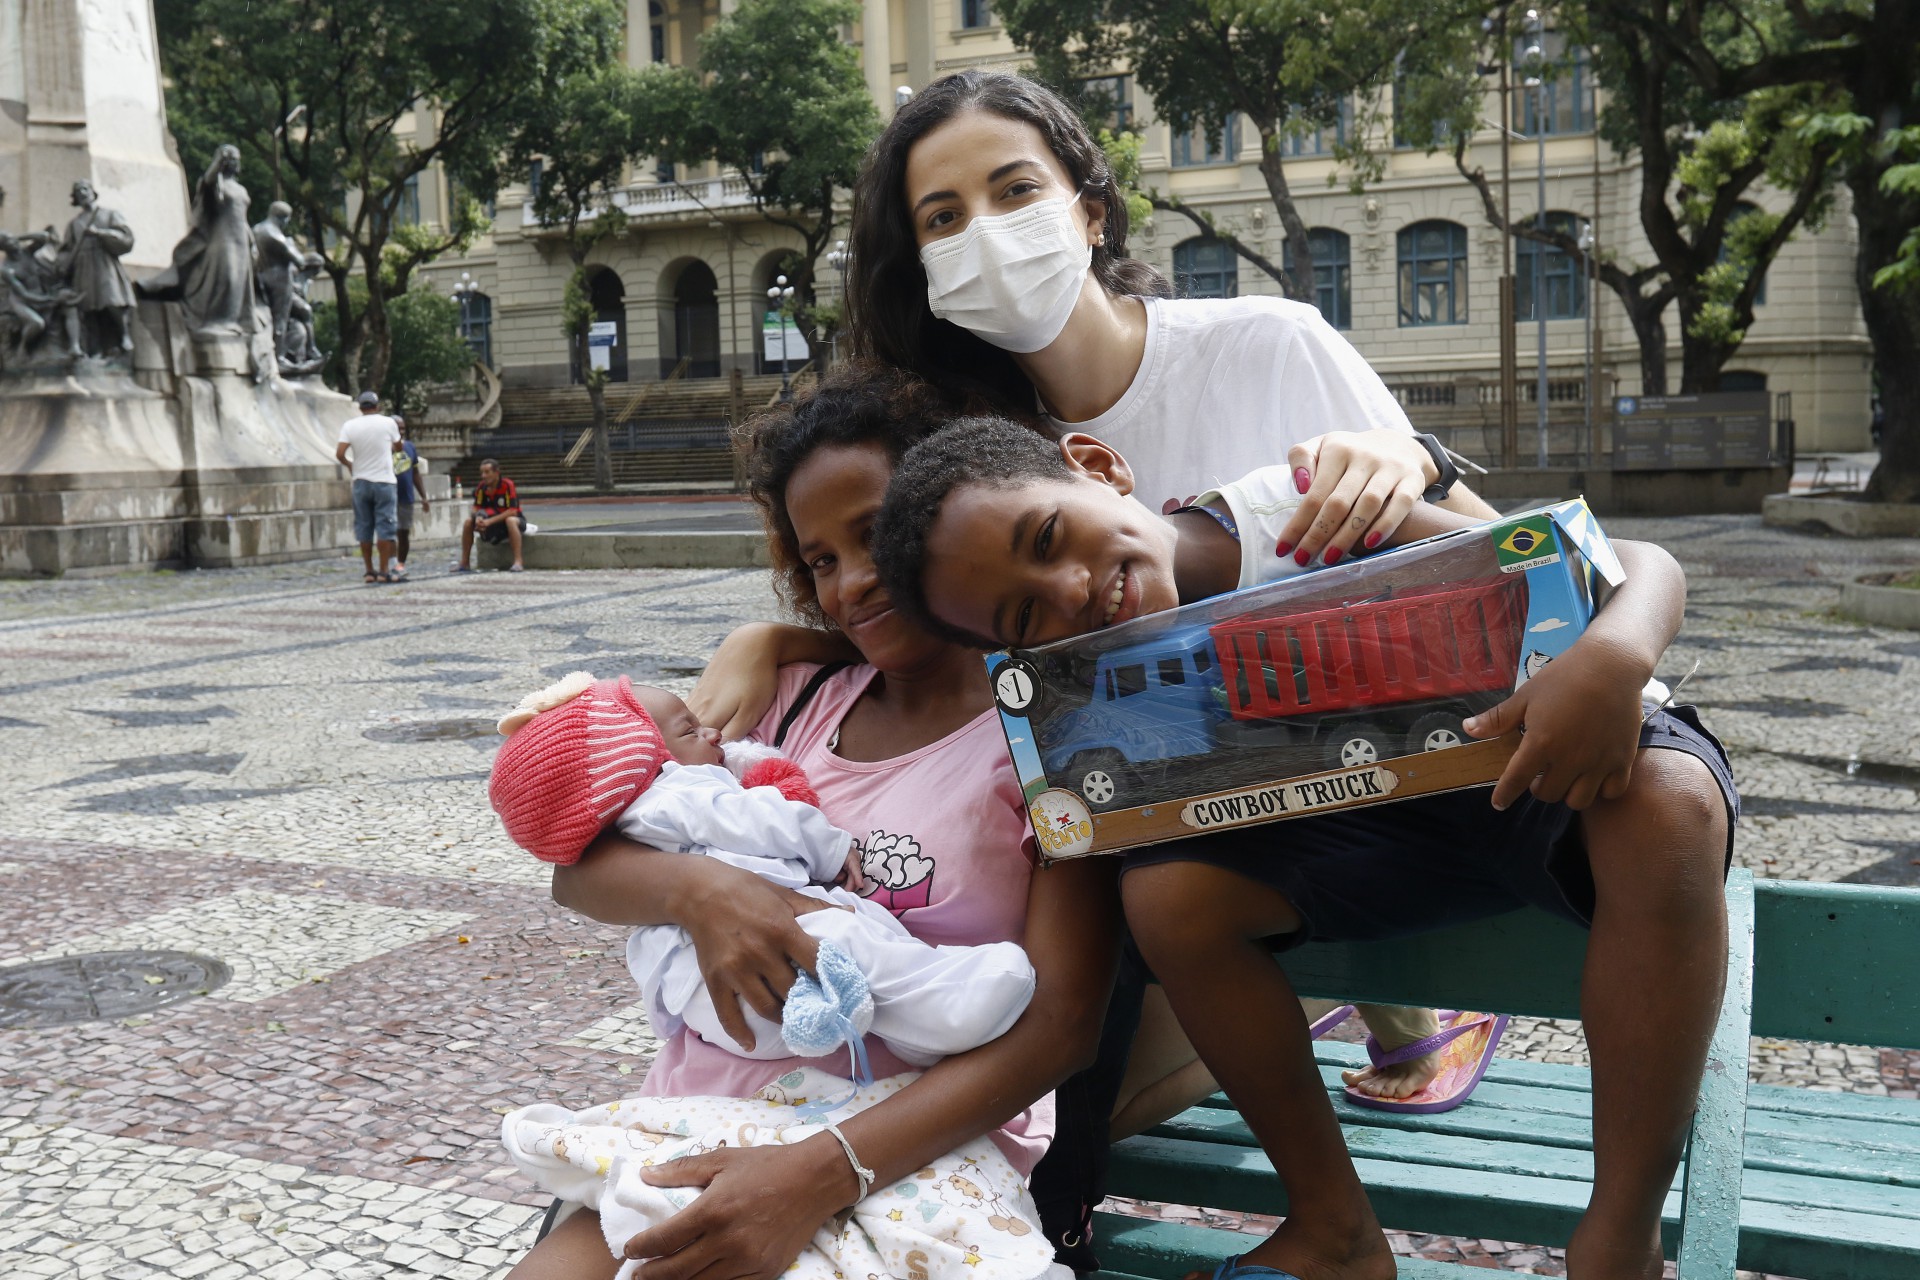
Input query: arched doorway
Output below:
<box><xmin>670</xmin><ymin>261</ymin><xmax>721</xmax><ymax>379</ymax></box>
<box><xmin>571</xmin><ymin>268</ymin><xmax>628</xmax><ymax>384</ymax></box>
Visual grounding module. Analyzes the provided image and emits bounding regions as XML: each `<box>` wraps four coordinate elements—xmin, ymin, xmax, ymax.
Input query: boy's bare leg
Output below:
<box><xmin>1110</xmin><ymin>985</ymin><xmax>1216</xmax><ymax>1141</ymax></box>
<box><xmin>1571</xmin><ymin>749</ymin><xmax>1729</xmax><ymax>1280</ymax></box>
<box><xmin>458</xmin><ymin>517</ymin><xmax>476</xmax><ymax>569</ymax></box>
<box><xmin>507</xmin><ymin>1207</ymin><xmax>619</xmax><ymax>1279</ymax></box>
<box><xmin>507</xmin><ymin>516</ymin><xmax>525</xmax><ymax>569</ymax></box>
<box><xmin>1125</xmin><ymin>861</ymin><xmax>1394</xmax><ymax>1280</ymax></box>
<box><xmin>1341</xmin><ymin>1003</ymin><xmax>1445</xmax><ymax>1099</ymax></box>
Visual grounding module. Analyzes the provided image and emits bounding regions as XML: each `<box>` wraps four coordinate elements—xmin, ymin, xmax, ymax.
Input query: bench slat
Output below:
<box><xmin>1107</xmin><ymin>1133</ymin><xmax>1678</xmax><ymax>1251</ymax></box>
<box><xmin>1740</xmin><ymin>1166</ymin><xmax>1920</xmax><ymax>1221</ymax></box>
<box><xmin>1167</xmin><ymin>1095</ymin><xmax>1920</xmax><ymax>1193</ymax></box>
<box><xmin>1752</xmin><ymin>879</ymin><xmax>1920</xmax><ymax>1050</ymax></box>
<box><xmin>1747</xmin><ymin>1082</ymin><xmax>1920</xmax><ymax>1128</ymax></box>
<box><xmin>1735</xmin><ymin>1197</ymin><xmax>1920</xmax><ymax>1280</ymax></box>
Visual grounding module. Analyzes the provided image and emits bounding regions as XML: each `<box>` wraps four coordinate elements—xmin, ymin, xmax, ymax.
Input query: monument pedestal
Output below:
<box><xmin>1</xmin><ymin>305</ymin><xmax>358</xmax><ymax>576</ymax></box>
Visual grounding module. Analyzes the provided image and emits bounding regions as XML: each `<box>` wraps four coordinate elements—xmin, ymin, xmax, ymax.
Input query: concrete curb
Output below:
<box><xmin>1762</xmin><ymin>493</ymin><xmax>1920</xmax><ymax>537</ymax></box>
<box><xmin>489</xmin><ymin>530</ymin><xmax>768</xmax><ymax>571</ymax></box>
<box><xmin>1840</xmin><ymin>577</ymin><xmax>1920</xmax><ymax>631</ymax></box>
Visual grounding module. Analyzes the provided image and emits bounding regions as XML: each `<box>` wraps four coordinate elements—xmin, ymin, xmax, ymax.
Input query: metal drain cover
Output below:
<box><xmin>0</xmin><ymin>950</ymin><xmax>231</xmax><ymax>1029</ymax></box>
<box><xmin>363</xmin><ymin>717</ymin><xmax>498</xmax><ymax>743</ymax></box>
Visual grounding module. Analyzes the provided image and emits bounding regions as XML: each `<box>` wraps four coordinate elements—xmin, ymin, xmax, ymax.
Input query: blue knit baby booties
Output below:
<box><xmin>781</xmin><ymin>941</ymin><xmax>875</xmax><ymax>1059</ymax></box>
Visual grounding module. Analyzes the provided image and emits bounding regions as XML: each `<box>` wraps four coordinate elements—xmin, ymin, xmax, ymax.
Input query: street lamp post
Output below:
<box><xmin>1524</xmin><ymin>9</ymin><xmax>1549</xmax><ymax>467</ymax></box>
<box><xmin>451</xmin><ymin>271</ymin><xmax>479</xmax><ymax>356</ymax></box>
<box><xmin>767</xmin><ymin>274</ymin><xmax>795</xmax><ymax>403</ymax></box>
<box><xmin>1578</xmin><ymin>222</ymin><xmax>1595</xmax><ymax>468</ymax></box>
<box><xmin>826</xmin><ymin>239</ymin><xmax>850</xmax><ymax>367</ymax></box>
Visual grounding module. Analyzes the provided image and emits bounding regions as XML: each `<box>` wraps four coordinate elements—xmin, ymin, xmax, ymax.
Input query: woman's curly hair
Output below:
<box><xmin>741</xmin><ymin>362</ymin><xmax>1008</xmax><ymax>625</ymax></box>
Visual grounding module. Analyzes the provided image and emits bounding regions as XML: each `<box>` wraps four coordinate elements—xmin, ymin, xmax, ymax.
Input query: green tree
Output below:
<box><xmin>1000</xmin><ymin>0</ymin><xmax>1483</xmax><ymax>299</ymax></box>
<box><xmin>1438</xmin><ymin>6</ymin><xmax>1843</xmax><ymax>397</ymax></box>
<box><xmin>516</xmin><ymin>64</ymin><xmax>697</xmax><ymax>491</ymax></box>
<box><xmin>156</xmin><ymin>0</ymin><xmax>624</xmax><ymax>394</ymax></box>
<box><xmin>660</xmin><ymin>0</ymin><xmax>879</xmax><ymax>346</ymax></box>
<box><xmin>314</xmin><ymin>278</ymin><xmax>473</xmax><ymax>414</ymax></box>
<box><xmin>1632</xmin><ymin>0</ymin><xmax>1919</xmax><ymax>499</ymax></box>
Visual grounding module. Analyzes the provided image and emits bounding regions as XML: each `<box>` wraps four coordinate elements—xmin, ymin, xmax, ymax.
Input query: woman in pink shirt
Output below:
<box><xmin>516</xmin><ymin>367</ymin><xmax>1121</xmax><ymax>1280</ymax></box>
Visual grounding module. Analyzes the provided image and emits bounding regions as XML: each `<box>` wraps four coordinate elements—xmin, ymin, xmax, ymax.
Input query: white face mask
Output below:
<box><xmin>920</xmin><ymin>197</ymin><xmax>1093</xmax><ymax>353</ymax></box>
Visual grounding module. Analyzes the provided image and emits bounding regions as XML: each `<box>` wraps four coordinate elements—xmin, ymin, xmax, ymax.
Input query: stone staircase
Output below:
<box><xmin>453</xmin><ymin>373</ymin><xmax>796</xmax><ymax>493</ymax></box>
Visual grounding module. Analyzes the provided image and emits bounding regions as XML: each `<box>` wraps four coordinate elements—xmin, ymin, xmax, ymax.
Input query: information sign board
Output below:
<box><xmin>587</xmin><ymin>320</ymin><xmax>617</xmax><ymax>372</ymax></box>
<box><xmin>761</xmin><ymin>311</ymin><xmax>810</xmax><ymax>362</ymax></box>
<box><xmin>1612</xmin><ymin>392</ymin><xmax>1773</xmax><ymax>470</ymax></box>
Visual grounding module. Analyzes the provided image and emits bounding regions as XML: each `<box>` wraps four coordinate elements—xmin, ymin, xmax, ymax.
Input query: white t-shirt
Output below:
<box><xmin>337</xmin><ymin>413</ymin><xmax>400</xmax><ymax>484</ymax></box>
<box><xmin>1045</xmin><ymin>296</ymin><xmax>1413</xmax><ymax>511</ymax></box>
<box><xmin>1197</xmin><ymin>465</ymin><xmax>1309</xmax><ymax>589</ymax></box>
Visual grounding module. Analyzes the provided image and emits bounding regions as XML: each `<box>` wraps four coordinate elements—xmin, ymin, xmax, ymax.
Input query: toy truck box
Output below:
<box><xmin>987</xmin><ymin>499</ymin><xmax>1624</xmax><ymax>861</ymax></box>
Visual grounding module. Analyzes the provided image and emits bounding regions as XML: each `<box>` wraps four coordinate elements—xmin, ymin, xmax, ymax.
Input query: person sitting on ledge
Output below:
<box><xmin>454</xmin><ymin>457</ymin><xmax>526</xmax><ymax>573</ymax></box>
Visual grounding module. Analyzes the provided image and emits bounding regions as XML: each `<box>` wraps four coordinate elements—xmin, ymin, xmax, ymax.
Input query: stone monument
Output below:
<box><xmin>0</xmin><ymin>0</ymin><xmax>358</xmax><ymax>576</ymax></box>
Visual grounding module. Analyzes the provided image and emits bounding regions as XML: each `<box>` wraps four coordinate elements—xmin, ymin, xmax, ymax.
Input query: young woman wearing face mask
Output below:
<box><xmin>846</xmin><ymin>70</ymin><xmax>1501</xmax><ymax>555</ymax></box>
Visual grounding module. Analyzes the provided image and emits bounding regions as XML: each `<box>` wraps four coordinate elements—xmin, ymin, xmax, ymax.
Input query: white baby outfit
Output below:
<box><xmin>617</xmin><ymin>748</ymin><xmax>1036</xmax><ymax>1067</ymax></box>
<box><xmin>502</xmin><ymin>1068</ymin><xmax>1060</xmax><ymax>1280</ymax></box>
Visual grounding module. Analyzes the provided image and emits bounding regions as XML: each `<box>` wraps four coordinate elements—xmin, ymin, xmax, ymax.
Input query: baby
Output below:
<box><xmin>489</xmin><ymin>673</ymin><xmax>1036</xmax><ymax>1067</ymax></box>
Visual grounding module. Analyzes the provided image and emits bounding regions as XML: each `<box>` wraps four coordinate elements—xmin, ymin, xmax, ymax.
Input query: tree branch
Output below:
<box><xmin>1144</xmin><ymin>193</ymin><xmax>1293</xmax><ymax>290</ymax></box>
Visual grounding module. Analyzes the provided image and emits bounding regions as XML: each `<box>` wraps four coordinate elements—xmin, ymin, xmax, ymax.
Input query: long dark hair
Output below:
<box><xmin>845</xmin><ymin>71</ymin><xmax>1170</xmax><ymax>414</ymax></box>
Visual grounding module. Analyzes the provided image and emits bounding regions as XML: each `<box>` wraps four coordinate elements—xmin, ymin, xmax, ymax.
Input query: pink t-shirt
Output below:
<box><xmin>639</xmin><ymin>662</ymin><xmax>1051</xmax><ymax>1173</ymax></box>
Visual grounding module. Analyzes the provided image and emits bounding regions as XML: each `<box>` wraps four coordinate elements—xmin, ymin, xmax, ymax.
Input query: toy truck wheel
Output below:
<box><xmin>1068</xmin><ymin>751</ymin><xmax>1126</xmax><ymax>810</ymax></box>
<box><xmin>1325</xmin><ymin>725</ymin><xmax>1392</xmax><ymax>770</ymax></box>
<box><xmin>1407</xmin><ymin>711</ymin><xmax>1469</xmax><ymax>755</ymax></box>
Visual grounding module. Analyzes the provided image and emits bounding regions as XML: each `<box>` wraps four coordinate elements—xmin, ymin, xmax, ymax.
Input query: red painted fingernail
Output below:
<box><xmin>1324</xmin><ymin>547</ymin><xmax>1344</xmax><ymax>565</ymax></box>
<box><xmin>1294</xmin><ymin>468</ymin><xmax>1312</xmax><ymax>494</ymax></box>
<box><xmin>1275</xmin><ymin>541</ymin><xmax>1291</xmax><ymax>556</ymax></box>
<box><xmin>1364</xmin><ymin>531</ymin><xmax>1383</xmax><ymax>550</ymax></box>
<box><xmin>1294</xmin><ymin>547</ymin><xmax>1311</xmax><ymax>566</ymax></box>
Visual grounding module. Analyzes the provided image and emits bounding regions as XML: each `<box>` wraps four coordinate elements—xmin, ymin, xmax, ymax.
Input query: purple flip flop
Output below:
<box><xmin>1307</xmin><ymin>1003</ymin><xmax>1356</xmax><ymax>1039</ymax></box>
<box><xmin>1342</xmin><ymin>1009</ymin><xmax>1511</xmax><ymax>1115</ymax></box>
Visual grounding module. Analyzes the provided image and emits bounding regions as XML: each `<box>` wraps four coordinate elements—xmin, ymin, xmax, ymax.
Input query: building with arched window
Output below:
<box><xmin>1173</xmin><ymin>238</ymin><xmax>1238</xmax><ymax>298</ymax></box>
<box><xmin>1516</xmin><ymin>212</ymin><xmax>1589</xmax><ymax>321</ymax></box>
<box><xmin>416</xmin><ymin>0</ymin><xmax>1869</xmax><ymax>451</ymax></box>
<box><xmin>1283</xmin><ymin>229</ymin><xmax>1352</xmax><ymax>329</ymax></box>
<box><xmin>1398</xmin><ymin>222</ymin><xmax>1468</xmax><ymax>327</ymax></box>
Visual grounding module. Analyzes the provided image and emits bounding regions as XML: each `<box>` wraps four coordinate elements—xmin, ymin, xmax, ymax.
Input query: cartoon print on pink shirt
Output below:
<box><xmin>859</xmin><ymin>830</ymin><xmax>934</xmax><ymax>914</ymax></box>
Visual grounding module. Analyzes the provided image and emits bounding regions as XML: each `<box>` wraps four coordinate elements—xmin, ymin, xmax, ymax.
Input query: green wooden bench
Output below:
<box><xmin>1096</xmin><ymin>869</ymin><xmax>1920</xmax><ymax>1280</ymax></box>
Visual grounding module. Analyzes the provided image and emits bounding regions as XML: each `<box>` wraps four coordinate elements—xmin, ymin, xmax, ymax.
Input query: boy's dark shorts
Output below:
<box><xmin>1121</xmin><ymin>704</ymin><xmax>1739</xmax><ymax>945</ymax></box>
<box><xmin>477</xmin><ymin>514</ymin><xmax>526</xmax><ymax>544</ymax></box>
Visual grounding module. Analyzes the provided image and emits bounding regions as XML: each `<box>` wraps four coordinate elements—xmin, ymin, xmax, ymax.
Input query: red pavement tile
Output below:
<box><xmin>0</xmin><ymin>835</ymin><xmax>654</xmax><ymax>1208</ymax></box>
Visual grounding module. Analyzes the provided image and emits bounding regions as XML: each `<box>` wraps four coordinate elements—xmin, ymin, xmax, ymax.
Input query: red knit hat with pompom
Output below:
<box><xmin>489</xmin><ymin>675</ymin><xmax>666</xmax><ymax>865</ymax></box>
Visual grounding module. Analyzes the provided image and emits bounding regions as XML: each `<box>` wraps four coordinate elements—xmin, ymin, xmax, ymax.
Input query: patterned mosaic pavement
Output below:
<box><xmin>1</xmin><ymin>513</ymin><xmax>1916</xmax><ymax>1278</ymax></box>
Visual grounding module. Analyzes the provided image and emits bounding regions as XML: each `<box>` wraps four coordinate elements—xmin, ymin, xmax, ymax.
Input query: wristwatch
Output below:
<box><xmin>1412</xmin><ymin>433</ymin><xmax>1459</xmax><ymax>504</ymax></box>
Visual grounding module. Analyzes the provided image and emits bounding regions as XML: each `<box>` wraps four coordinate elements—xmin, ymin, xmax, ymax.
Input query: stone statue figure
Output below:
<box><xmin>253</xmin><ymin>201</ymin><xmax>326</xmax><ymax>375</ymax></box>
<box><xmin>0</xmin><ymin>229</ymin><xmax>84</xmax><ymax>366</ymax></box>
<box><xmin>277</xmin><ymin>255</ymin><xmax>327</xmax><ymax>378</ymax></box>
<box><xmin>139</xmin><ymin>144</ymin><xmax>258</xmax><ymax>337</ymax></box>
<box><xmin>54</xmin><ymin>180</ymin><xmax>136</xmax><ymax>355</ymax></box>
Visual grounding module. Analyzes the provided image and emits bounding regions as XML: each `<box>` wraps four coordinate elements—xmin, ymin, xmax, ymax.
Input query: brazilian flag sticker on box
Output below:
<box><xmin>1494</xmin><ymin>518</ymin><xmax>1560</xmax><ymax>574</ymax></box>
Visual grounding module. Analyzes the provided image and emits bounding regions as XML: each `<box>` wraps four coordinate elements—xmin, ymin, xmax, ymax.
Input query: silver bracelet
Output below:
<box><xmin>822</xmin><ymin>1123</ymin><xmax>875</xmax><ymax>1203</ymax></box>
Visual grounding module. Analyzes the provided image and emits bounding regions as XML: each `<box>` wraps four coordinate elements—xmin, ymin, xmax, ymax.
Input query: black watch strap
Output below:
<box><xmin>1412</xmin><ymin>432</ymin><xmax>1458</xmax><ymax>503</ymax></box>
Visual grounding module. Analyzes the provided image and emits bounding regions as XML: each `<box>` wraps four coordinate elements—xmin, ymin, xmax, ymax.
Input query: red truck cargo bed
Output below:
<box><xmin>1210</xmin><ymin>576</ymin><xmax>1528</xmax><ymax>721</ymax></box>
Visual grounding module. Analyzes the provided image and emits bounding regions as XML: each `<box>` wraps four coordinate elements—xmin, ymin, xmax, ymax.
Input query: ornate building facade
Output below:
<box><xmin>421</xmin><ymin>0</ymin><xmax>1872</xmax><ymax>451</ymax></box>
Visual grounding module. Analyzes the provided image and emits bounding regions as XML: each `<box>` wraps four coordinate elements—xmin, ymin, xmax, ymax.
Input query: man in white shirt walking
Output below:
<box><xmin>335</xmin><ymin>390</ymin><xmax>402</xmax><ymax>583</ymax></box>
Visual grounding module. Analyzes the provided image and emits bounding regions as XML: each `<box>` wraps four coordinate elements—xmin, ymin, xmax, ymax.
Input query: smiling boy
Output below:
<box><xmin>872</xmin><ymin>416</ymin><xmax>1739</xmax><ymax>1280</ymax></box>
